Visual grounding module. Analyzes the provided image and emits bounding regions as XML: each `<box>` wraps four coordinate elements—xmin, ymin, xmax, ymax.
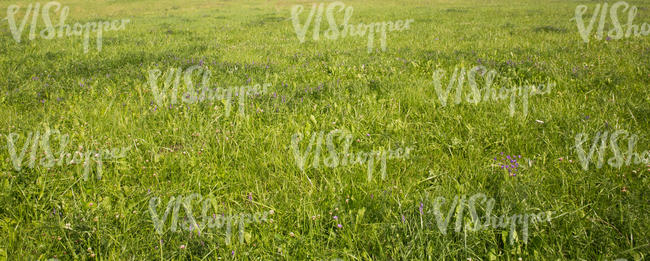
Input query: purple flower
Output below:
<box><xmin>333</xmin><ymin>216</ymin><xmax>338</xmax><ymax>220</ymax></box>
<box><xmin>366</xmin><ymin>133</ymin><xmax>370</xmax><ymax>137</ymax></box>
<box><xmin>401</xmin><ymin>215</ymin><xmax>406</xmax><ymax>223</ymax></box>
<box><xmin>248</xmin><ymin>193</ymin><xmax>253</xmax><ymax>201</ymax></box>
<box><xmin>419</xmin><ymin>202</ymin><xmax>423</xmax><ymax>215</ymax></box>
<box><xmin>337</xmin><ymin>224</ymin><xmax>342</xmax><ymax>228</ymax></box>
<box><xmin>231</xmin><ymin>250</ymin><xmax>235</xmax><ymax>256</ymax></box>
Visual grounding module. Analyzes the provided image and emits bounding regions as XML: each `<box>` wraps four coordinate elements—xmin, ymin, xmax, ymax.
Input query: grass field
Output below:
<box><xmin>1</xmin><ymin>0</ymin><xmax>649</xmax><ymax>259</ymax></box>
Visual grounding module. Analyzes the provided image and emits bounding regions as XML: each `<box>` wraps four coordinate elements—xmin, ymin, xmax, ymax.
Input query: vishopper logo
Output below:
<box><xmin>290</xmin><ymin>1</ymin><xmax>414</xmax><ymax>53</ymax></box>
<box><xmin>573</xmin><ymin>1</ymin><xmax>649</xmax><ymax>43</ymax></box>
<box><xmin>575</xmin><ymin>130</ymin><xmax>649</xmax><ymax>170</ymax></box>
<box><xmin>4</xmin><ymin>1</ymin><xmax>130</xmax><ymax>53</ymax></box>
<box><xmin>4</xmin><ymin>129</ymin><xmax>130</xmax><ymax>181</ymax></box>
<box><xmin>147</xmin><ymin>66</ymin><xmax>270</xmax><ymax>117</ymax></box>
<box><xmin>432</xmin><ymin>65</ymin><xmax>553</xmax><ymax>117</ymax></box>
<box><xmin>419</xmin><ymin>192</ymin><xmax>554</xmax><ymax>244</ymax></box>
<box><xmin>291</xmin><ymin>129</ymin><xmax>414</xmax><ymax>182</ymax></box>
<box><xmin>148</xmin><ymin>193</ymin><xmax>270</xmax><ymax>245</ymax></box>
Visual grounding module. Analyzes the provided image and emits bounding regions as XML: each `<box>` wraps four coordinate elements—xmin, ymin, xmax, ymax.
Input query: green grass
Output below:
<box><xmin>1</xmin><ymin>0</ymin><xmax>649</xmax><ymax>259</ymax></box>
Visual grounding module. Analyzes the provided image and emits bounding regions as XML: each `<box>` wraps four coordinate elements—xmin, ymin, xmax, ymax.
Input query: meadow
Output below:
<box><xmin>0</xmin><ymin>0</ymin><xmax>649</xmax><ymax>259</ymax></box>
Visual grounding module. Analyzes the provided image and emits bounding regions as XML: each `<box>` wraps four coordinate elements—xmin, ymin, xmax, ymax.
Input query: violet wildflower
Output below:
<box><xmin>337</xmin><ymin>224</ymin><xmax>342</xmax><ymax>228</ymax></box>
<box><xmin>419</xmin><ymin>202</ymin><xmax>423</xmax><ymax>215</ymax></box>
<box><xmin>495</xmin><ymin>154</ymin><xmax>521</xmax><ymax>176</ymax></box>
